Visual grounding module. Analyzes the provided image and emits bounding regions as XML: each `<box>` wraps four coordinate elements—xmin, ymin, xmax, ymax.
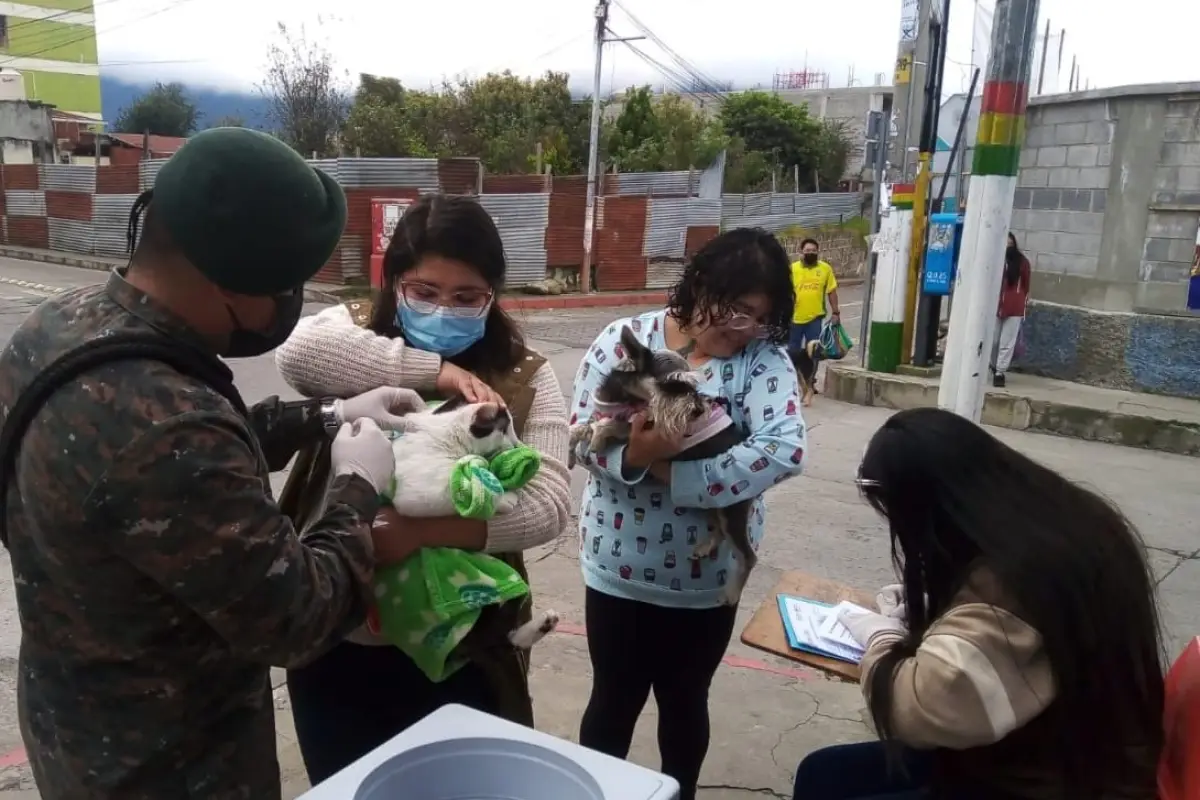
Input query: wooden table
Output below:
<box><xmin>740</xmin><ymin>570</ymin><xmax>876</xmax><ymax>682</ymax></box>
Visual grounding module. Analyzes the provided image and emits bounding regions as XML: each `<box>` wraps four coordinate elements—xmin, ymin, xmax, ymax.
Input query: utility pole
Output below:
<box><xmin>580</xmin><ymin>1</ymin><xmax>643</xmax><ymax>295</ymax></box>
<box><xmin>902</xmin><ymin>0</ymin><xmax>950</xmax><ymax>366</ymax></box>
<box><xmin>580</xmin><ymin>0</ymin><xmax>609</xmax><ymax>295</ymax></box>
<box><xmin>859</xmin><ymin>100</ymin><xmax>893</xmax><ymax>368</ymax></box>
<box><xmin>938</xmin><ymin>0</ymin><xmax>1040</xmax><ymax>422</ymax></box>
<box><xmin>1035</xmin><ymin>18</ymin><xmax>1050</xmax><ymax>95</ymax></box>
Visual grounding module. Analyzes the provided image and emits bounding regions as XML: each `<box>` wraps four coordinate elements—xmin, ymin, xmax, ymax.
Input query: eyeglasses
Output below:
<box><xmin>719</xmin><ymin>312</ymin><xmax>766</xmax><ymax>333</ymax></box>
<box><xmin>398</xmin><ymin>280</ymin><xmax>493</xmax><ymax>319</ymax></box>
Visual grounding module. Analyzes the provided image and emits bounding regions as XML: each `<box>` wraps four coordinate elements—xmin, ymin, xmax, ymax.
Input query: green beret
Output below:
<box><xmin>151</xmin><ymin>127</ymin><xmax>346</xmax><ymax>296</ymax></box>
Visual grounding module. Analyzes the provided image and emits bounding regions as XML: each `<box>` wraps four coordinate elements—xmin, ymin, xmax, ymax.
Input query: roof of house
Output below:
<box><xmin>108</xmin><ymin>132</ymin><xmax>188</xmax><ymax>154</ymax></box>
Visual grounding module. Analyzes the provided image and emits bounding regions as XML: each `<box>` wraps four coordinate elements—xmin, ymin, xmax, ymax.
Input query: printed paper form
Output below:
<box><xmin>777</xmin><ymin>595</ymin><xmax>869</xmax><ymax>664</ymax></box>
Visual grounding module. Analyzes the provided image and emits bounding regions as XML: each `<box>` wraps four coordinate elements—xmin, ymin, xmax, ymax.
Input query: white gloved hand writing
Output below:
<box><xmin>331</xmin><ymin>418</ymin><xmax>395</xmax><ymax>493</ymax></box>
<box><xmin>335</xmin><ymin>387</ymin><xmax>427</xmax><ymax>431</ymax></box>
<box><xmin>838</xmin><ymin>606</ymin><xmax>906</xmax><ymax>649</ymax></box>
<box><xmin>875</xmin><ymin>583</ymin><xmax>907</xmax><ymax>620</ymax></box>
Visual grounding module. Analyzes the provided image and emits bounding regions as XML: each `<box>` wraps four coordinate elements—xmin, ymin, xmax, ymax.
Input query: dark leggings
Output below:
<box><xmin>579</xmin><ymin>588</ymin><xmax>738</xmax><ymax>800</ymax></box>
<box><xmin>793</xmin><ymin>742</ymin><xmax>935</xmax><ymax>799</ymax></box>
<box><xmin>287</xmin><ymin>640</ymin><xmax>500</xmax><ymax>784</ymax></box>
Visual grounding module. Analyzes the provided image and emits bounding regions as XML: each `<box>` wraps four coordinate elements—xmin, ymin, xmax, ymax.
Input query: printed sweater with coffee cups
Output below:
<box><xmin>571</xmin><ymin>310</ymin><xmax>808</xmax><ymax>609</ymax></box>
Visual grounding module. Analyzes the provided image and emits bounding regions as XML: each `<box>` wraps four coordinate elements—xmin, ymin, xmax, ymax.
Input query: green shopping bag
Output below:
<box><xmin>818</xmin><ymin>320</ymin><xmax>854</xmax><ymax>360</ymax></box>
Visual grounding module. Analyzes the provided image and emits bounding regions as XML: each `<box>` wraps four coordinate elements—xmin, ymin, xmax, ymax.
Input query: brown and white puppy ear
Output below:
<box><xmin>618</xmin><ymin>325</ymin><xmax>654</xmax><ymax>373</ymax></box>
<box><xmin>469</xmin><ymin>402</ymin><xmax>512</xmax><ymax>438</ymax></box>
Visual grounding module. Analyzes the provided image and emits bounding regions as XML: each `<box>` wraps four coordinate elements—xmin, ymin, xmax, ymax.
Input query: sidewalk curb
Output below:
<box><xmin>0</xmin><ymin>248</ymin><xmax>355</xmax><ymax>305</ymax></box>
<box><xmin>824</xmin><ymin>365</ymin><xmax>1200</xmax><ymax>457</ymax></box>
<box><xmin>0</xmin><ymin>244</ymin><xmax>865</xmax><ymax>310</ymax></box>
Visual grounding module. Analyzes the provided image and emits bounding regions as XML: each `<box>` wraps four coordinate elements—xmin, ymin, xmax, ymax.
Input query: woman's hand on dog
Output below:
<box><xmin>624</xmin><ymin>412</ymin><xmax>687</xmax><ymax>470</ymax></box>
<box><xmin>369</xmin><ymin>507</ymin><xmax>425</xmax><ymax>566</ymax></box>
<box><xmin>436</xmin><ymin>362</ymin><xmax>505</xmax><ymax>407</ymax></box>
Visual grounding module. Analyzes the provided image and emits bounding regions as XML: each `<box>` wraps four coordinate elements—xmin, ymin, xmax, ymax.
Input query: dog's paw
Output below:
<box><xmin>508</xmin><ymin>609</ymin><xmax>560</xmax><ymax>649</ymax></box>
<box><xmin>719</xmin><ymin>583</ymin><xmax>743</xmax><ymax>606</ymax></box>
<box><xmin>691</xmin><ymin>538</ymin><xmax>717</xmax><ymax>560</ymax></box>
<box><xmin>494</xmin><ymin>492</ymin><xmax>519</xmax><ymax>515</ymax></box>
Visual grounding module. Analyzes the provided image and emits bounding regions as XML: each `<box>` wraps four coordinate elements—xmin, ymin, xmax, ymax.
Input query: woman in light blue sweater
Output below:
<box><xmin>571</xmin><ymin>228</ymin><xmax>808</xmax><ymax>800</ymax></box>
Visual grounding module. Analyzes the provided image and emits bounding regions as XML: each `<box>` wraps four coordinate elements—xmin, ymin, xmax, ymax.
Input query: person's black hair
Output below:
<box><xmin>666</xmin><ymin>227</ymin><xmax>795</xmax><ymax>346</ymax></box>
<box><xmin>1004</xmin><ymin>231</ymin><xmax>1023</xmax><ymax>288</ymax></box>
<box><xmin>369</xmin><ymin>193</ymin><xmax>524</xmax><ymax>375</ymax></box>
<box><xmin>858</xmin><ymin>407</ymin><xmax>1163</xmax><ymax>792</ymax></box>
<box><xmin>125</xmin><ymin>190</ymin><xmax>175</xmax><ymax>263</ymax></box>
<box><xmin>800</xmin><ymin>237</ymin><xmax>820</xmax><ymax>250</ymax></box>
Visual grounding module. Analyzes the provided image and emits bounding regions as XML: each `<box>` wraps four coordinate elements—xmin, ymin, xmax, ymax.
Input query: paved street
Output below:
<box><xmin>0</xmin><ymin>258</ymin><xmax>1199</xmax><ymax>798</ymax></box>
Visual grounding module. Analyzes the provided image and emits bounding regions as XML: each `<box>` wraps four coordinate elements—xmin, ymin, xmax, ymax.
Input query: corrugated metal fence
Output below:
<box><xmin>720</xmin><ymin>192</ymin><xmax>864</xmax><ymax>232</ymax></box>
<box><xmin>0</xmin><ymin>158</ymin><xmax>864</xmax><ymax>291</ymax></box>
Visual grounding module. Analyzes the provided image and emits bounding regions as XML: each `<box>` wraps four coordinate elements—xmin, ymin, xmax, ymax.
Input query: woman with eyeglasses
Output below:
<box><xmin>273</xmin><ymin>193</ymin><xmax>571</xmax><ymax>784</ymax></box>
<box><xmin>792</xmin><ymin>406</ymin><xmax>1163</xmax><ymax>800</ymax></box>
<box><xmin>570</xmin><ymin>228</ymin><xmax>807</xmax><ymax>800</ymax></box>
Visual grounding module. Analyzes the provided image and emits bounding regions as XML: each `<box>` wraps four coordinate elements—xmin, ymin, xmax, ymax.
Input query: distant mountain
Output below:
<box><xmin>100</xmin><ymin>76</ymin><xmax>271</xmax><ymax>132</ymax></box>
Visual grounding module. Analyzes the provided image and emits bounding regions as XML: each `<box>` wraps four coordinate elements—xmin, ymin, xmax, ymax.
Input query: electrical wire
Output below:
<box><xmin>0</xmin><ymin>0</ymin><xmax>200</xmax><ymax>68</ymax></box>
<box><xmin>619</xmin><ymin>39</ymin><xmax>702</xmax><ymax>98</ymax></box>
<box><xmin>610</xmin><ymin>0</ymin><xmax>727</xmax><ymax>101</ymax></box>
<box><xmin>1</xmin><ymin>0</ymin><xmax>129</xmax><ymax>36</ymax></box>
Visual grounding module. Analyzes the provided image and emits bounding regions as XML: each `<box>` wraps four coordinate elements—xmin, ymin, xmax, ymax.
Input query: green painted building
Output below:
<box><xmin>0</xmin><ymin>0</ymin><xmax>100</xmax><ymax>118</ymax></box>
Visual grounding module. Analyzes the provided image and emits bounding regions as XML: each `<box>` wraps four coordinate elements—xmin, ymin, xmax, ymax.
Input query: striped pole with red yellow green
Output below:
<box><xmin>939</xmin><ymin>0</ymin><xmax>1040</xmax><ymax>420</ymax></box>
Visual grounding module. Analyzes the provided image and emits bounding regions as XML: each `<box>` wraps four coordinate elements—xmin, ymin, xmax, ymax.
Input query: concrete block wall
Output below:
<box><xmin>1010</xmin><ymin>83</ymin><xmax>1200</xmax><ymax>314</ymax></box>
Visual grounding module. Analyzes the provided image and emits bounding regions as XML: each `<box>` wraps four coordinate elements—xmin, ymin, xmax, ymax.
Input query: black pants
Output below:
<box><xmin>793</xmin><ymin>741</ymin><xmax>988</xmax><ymax>800</ymax></box>
<box><xmin>579</xmin><ymin>588</ymin><xmax>738</xmax><ymax>800</ymax></box>
<box><xmin>794</xmin><ymin>742</ymin><xmax>935</xmax><ymax>799</ymax></box>
<box><xmin>287</xmin><ymin>641</ymin><xmax>500</xmax><ymax>785</ymax></box>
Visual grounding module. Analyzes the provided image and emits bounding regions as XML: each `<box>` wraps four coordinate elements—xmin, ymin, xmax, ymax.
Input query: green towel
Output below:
<box><xmin>371</xmin><ymin>444</ymin><xmax>542</xmax><ymax>682</ymax></box>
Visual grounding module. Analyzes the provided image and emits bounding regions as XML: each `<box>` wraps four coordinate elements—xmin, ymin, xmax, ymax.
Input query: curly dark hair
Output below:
<box><xmin>666</xmin><ymin>227</ymin><xmax>795</xmax><ymax>345</ymax></box>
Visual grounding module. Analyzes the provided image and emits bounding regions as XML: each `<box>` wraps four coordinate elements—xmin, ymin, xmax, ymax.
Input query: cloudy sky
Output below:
<box><xmin>96</xmin><ymin>0</ymin><xmax>1198</xmax><ymax>97</ymax></box>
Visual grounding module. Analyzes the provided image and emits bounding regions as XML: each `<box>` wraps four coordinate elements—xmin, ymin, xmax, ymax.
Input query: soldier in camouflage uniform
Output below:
<box><xmin>0</xmin><ymin>128</ymin><xmax>423</xmax><ymax>799</ymax></box>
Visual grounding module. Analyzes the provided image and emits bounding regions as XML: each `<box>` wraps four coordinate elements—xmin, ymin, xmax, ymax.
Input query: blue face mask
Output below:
<box><xmin>397</xmin><ymin>304</ymin><xmax>488</xmax><ymax>357</ymax></box>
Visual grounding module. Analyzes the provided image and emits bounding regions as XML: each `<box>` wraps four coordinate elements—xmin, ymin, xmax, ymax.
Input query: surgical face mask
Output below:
<box><xmin>802</xmin><ymin>252</ymin><xmax>819</xmax><ymax>266</ymax></box>
<box><xmin>397</xmin><ymin>301</ymin><xmax>489</xmax><ymax>357</ymax></box>
<box><xmin>223</xmin><ymin>289</ymin><xmax>304</xmax><ymax>359</ymax></box>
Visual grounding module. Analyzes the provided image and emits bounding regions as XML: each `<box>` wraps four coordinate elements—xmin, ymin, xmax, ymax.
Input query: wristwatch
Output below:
<box><xmin>319</xmin><ymin>397</ymin><xmax>341</xmax><ymax>437</ymax></box>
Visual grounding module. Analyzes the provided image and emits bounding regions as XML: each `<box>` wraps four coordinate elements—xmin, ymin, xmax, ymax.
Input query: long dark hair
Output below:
<box><xmin>369</xmin><ymin>194</ymin><xmax>524</xmax><ymax>375</ymax></box>
<box><xmin>666</xmin><ymin>227</ymin><xmax>795</xmax><ymax>345</ymax></box>
<box><xmin>859</xmin><ymin>408</ymin><xmax>1163</xmax><ymax>789</ymax></box>
<box><xmin>1004</xmin><ymin>232</ymin><xmax>1024</xmax><ymax>288</ymax></box>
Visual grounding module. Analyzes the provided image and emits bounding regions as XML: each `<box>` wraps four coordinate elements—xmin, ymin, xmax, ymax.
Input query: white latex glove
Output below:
<box><xmin>838</xmin><ymin>606</ymin><xmax>906</xmax><ymax>649</ymax></box>
<box><xmin>330</xmin><ymin>418</ymin><xmax>395</xmax><ymax>493</ymax></box>
<box><xmin>875</xmin><ymin>583</ymin><xmax>907</xmax><ymax>620</ymax></box>
<box><xmin>335</xmin><ymin>387</ymin><xmax>427</xmax><ymax>430</ymax></box>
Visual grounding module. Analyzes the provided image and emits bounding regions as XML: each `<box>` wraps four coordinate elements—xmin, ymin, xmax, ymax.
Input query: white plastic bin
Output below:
<box><xmin>298</xmin><ymin>704</ymin><xmax>680</xmax><ymax>800</ymax></box>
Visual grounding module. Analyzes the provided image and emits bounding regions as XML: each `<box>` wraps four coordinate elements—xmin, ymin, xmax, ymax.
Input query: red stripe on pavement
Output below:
<box><xmin>0</xmin><ymin>620</ymin><xmax>821</xmax><ymax>763</ymax></box>
<box><xmin>0</xmin><ymin>746</ymin><xmax>26</xmax><ymax>768</ymax></box>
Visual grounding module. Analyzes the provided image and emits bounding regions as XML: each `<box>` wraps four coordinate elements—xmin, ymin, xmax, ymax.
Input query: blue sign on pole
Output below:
<box><xmin>922</xmin><ymin>212</ymin><xmax>962</xmax><ymax>296</ymax></box>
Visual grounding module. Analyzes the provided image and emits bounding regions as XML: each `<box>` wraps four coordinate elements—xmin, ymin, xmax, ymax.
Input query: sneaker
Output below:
<box><xmin>993</xmin><ymin>374</ymin><xmax>1006</xmax><ymax>388</ymax></box>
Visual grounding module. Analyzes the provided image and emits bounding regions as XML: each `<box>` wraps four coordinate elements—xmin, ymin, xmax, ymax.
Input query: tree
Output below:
<box><xmin>342</xmin><ymin>70</ymin><xmax>590</xmax><ymax>174</ymax></box>
<box><xmin>813</xmin><ymin>119</ymin><xmax>853</xmax><ymax>190</ymax></box>
<box><xmin>211</xmin><ymin>115</ymin><xmax>246</xmax><ymax>128</ymax></box>
<box><xmin>604</xmin><ymin>87</ymin><xmax>728</xmax><ymax>173</ymax></box>
<box><xmin>259</xmin><ymin>22</ymin><xmax>350</xmax><ymax>158</ymax></box>
<box><xmin>718</xmin><ymin>90</ymin><xmax>853</xmax><ymax>192</ymax></box>
<box><xmin>113</xmin><ymin>82</ymin><xmax>199</xmax><ymax>137</ymax></box>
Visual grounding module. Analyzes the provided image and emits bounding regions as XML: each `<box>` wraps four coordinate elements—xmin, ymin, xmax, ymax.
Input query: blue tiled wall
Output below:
<box><xmin>1015</xmin><ymin>301</ymin><xmax>1200</xmax><ymax>399</ymax></box>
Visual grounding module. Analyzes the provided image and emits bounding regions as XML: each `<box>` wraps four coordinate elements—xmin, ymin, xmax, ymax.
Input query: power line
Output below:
<box><xmin>2</xmin><ymin>0</ymin><xmax>129</xmax><ymax>35</ymax></box>
<box><xmin>610</xmin><ymin>0</ymin><xmax>727</xmax><ymax>99</ymax></box>
<box><xmin>0</xmin><ymin>0</ymin><xmax>200</xmax><ymax>68</ymax></box>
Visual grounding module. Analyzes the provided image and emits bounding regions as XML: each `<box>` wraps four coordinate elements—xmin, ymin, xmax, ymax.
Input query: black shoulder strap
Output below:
<box><xmin>0</xmin><ymin>335</ymin><xmax>248</xmax><ymax>548</ymax></box>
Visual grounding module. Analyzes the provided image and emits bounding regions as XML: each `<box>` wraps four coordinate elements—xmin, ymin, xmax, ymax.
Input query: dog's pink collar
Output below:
<box><xmin>592</xmin><ymin>399</ymin><xmax>637</xmax><ymax>422</ymax></box>
<box><xmin>683</xmin><ymin>405</ymin><xmax>734</xmax><ymax>447</ymax></box>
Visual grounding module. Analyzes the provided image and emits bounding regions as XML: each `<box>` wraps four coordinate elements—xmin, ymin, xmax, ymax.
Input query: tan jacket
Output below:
<box><xmin>860</xmin><ymin>571</ymin><xmax>1158</xmax><ymax>799</ymax></box>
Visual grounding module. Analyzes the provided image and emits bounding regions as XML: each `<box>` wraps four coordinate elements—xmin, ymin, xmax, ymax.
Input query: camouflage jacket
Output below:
<box><xmin>0</xmin><ymin>271</ymin><xmax>380</xmax><ymax>799</ymax></box>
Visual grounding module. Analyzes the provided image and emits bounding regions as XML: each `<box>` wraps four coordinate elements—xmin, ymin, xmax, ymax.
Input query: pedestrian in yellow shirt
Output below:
<box><xmin>788</xmin><ymin>238</ymin><xmax>840</xmax><ymax>404</ymax></box>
